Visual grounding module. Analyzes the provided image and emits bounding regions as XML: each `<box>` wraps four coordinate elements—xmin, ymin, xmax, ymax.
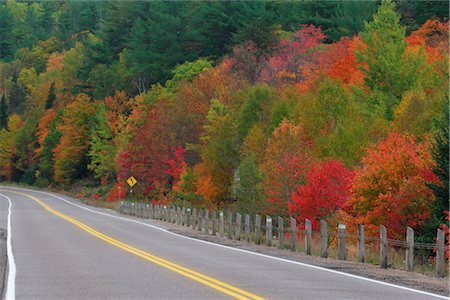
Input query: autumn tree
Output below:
<box><xmin>0</xmin><ymin>115</ymin><xmax>23</xmax><ymax>181</ymax></box>
<box><xmin>35</xmin><ymin>109</ymin><xmax>61</xmax><ymax>187</ymax></box>
<box><xmin>259</xmin><ymin>25</ymin><xmax>326</xmax><ymax>84</ymax></box>
<box><xmin>198</xmin><ymin>99</ymin><xmax>239</xmax><ymax>207</ymax></box>
<box><xmin>347</xmin><ymin>132</ymin><xmax>439</xmax><ymax>238</ymax></box>
<box><xmin>289</xmin><ymin>160</ymin><xmax>354</xmax><ymax>228</ymax></box>
<box><xmin>53</xmin><ymin>94</ymin><xmax>96</xmax><ymax>186</ymax></box>
<box><xmin>261</xmin><ymin>120</ymin><xmax>313</xmax><ymax>217</ymax></box>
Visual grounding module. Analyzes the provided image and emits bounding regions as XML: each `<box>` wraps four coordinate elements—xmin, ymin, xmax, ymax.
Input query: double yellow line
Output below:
<box><xmin>9</xmin><ymin>191</ymin><xmax>265</xmax><ymax>300</ymax></box>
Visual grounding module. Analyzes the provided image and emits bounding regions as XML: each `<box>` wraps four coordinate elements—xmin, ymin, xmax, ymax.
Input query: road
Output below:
<box><xmin>0</xmin><ymin>186</ymin><xmax>447</xmax><ymax>300</ymax></box>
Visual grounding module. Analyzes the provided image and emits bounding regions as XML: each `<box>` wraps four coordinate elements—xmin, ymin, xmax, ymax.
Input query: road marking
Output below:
<box><xmin>2</xmin><ymin>187</ymin><xmax>449</xmax><ymax>300</ymax></box>
<box><xmin>6</xmin><ymin>190</ymin><xmax>264</xmax><ymax>300</ymax></box>
<box><xmin>0</xmin><ymin>193</ymin><xmax>16</xmax><ymax>300</ymax></box>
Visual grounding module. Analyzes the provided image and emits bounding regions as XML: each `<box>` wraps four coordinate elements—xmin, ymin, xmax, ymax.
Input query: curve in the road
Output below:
<box><xmin>2</xmin><ymin>186</ymin><xmax>448</xmax><ymax>300</ymax></box>
<box><xmin>0</xmin><ymin>193</ymin><xmax>16</xmax><ymax>300</ymax></box>
<box><xmin>5</xmin><ymin>190</ymin><xmax>265</xmax><ymax>300</ymax></box>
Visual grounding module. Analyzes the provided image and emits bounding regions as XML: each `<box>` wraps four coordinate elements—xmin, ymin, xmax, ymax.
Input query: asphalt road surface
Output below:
<box><xmin>0</xmin><ymin>186</ymin><xmax>447</xmax><ymax>300</ymax></box>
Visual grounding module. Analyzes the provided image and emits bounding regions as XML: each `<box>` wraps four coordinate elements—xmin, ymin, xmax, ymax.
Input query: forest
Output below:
<box><xmin>0</xmin><ymin>0</ymin><xmax>448</xmax><ymax>242</ymax></box>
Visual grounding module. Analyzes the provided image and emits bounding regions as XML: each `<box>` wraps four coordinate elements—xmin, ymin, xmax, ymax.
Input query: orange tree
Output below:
<box><xmin>346</xmin><ymin>131</ymin><xmax>439</xmax><ymax>238</ymax></box>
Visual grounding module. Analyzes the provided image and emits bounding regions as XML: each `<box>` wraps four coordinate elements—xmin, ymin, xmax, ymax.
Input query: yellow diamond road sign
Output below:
<box><xmin>127</xmin><ymin>176</ymin><xmax>137</xmax><ymax>187</ymax></box>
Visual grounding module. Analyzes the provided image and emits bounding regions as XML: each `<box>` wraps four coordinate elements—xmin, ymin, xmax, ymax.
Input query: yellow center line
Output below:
<box><xmin>8</xmin><ymin>190</ymin><xmax>265</xmax><ymax>300</ymax></box>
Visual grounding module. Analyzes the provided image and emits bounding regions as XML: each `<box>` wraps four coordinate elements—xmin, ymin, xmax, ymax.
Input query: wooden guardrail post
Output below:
<box><xmin>320</xmin><ymin>220</ymin><xmax>328</xmax><ymax>258</ymax></box>
<box><xmin>255</xmin><ymin>214</ymin><xmax>261</xmax><ymax>245</ymax></box>
<box><xmin>357</xmin><ymin>224</ymin><xmax>365</xmax><ymax>263</ymax></box>
<box><xmin>186</xmin><ymin>208</ymin><xmax>191</xmax><ymax>227</ymax></box>
<box><xmin>219</xmin><ymin>211</ymin><xmax>224</xmax><ymax>237</ymax></box>
<box><xmin>245</xmin><ymin>214</ymin><xmax>250</xmax><ymax>242</ymax></box>
<box><xmin>338</xmin><ymin>223</ymin><xmax>346</xmax><ymax>260</ymax></box>
<box><xmin>227</xmin><ymin>211</ymin><xmax>233</xmax><ymax>239</ymax></box>
<box><xmin>266</xmin><ymin>216</ymin><xmax>272</xmax><ymax>247</ymax></box>
<box><xmin>197</xmin><ymin>209</ymin><xmax>203</xmax><ymax>231</ymax></box>
<box><xmin>212</xmin><ymin>211</ymin><xmax>217</xmax><ymax>236</ymax></box>
<box><xmin>204</xmin><ymin>210</ymin><xmax>209</xmax><ymax>234</ymax></box>
<box><xmin>181</xmin><ymin>207</ymin><xmax>185</xmax><ymax>225</ymax></box>
<box><xmin>406</xmin><ymin>226</ymin><xmax>414</xmax><ymax>271</ymax></box>
<box><xmin>278</xmin><ymin>217</ymin><xmax>284</xmax><ymax>249</ymax></box>
<box><xmin>236</xmin><ymin>213</ymin><xmax>242</xmax><ymax>241</ymax></box>
<box><xmin>290</xmin><ymin>217</ymin><xmax>296</xmax><ymax>251</ymax></box>
<box><xmin>305</xmin><ymin>219</ymin><xmax>311</xmax><ymax>255</ymax></box>
<box><xmin>191</xmin><ymin>208</ymin><xmax>197</xmax><ymax>229</ymax></box>
<box><xmin>436</xmin><ymin>228</ymin><xmax>445</xmax><ymax>277</ymax></box>
<box><xmin>380</xmin><ymin>225</ymin><xmax>388</xmax><ymax>268</ymax></box>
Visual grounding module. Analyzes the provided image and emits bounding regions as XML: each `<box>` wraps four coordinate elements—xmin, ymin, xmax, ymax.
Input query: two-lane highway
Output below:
<box><xmin>0</xmin><ymin>186</ymin><xmax>447</xmax><ymax>299</ymax></box>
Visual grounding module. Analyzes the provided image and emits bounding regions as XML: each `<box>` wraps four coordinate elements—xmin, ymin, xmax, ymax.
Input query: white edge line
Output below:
<box><xmin>2</xmin><ymin>186</ymin><xmax>449</xmax><ymax>300</ymax></box>
<box><xmin>1</xmin><ymin>193</ymin><xmax>16</xmax><ymax>300</ymax></box>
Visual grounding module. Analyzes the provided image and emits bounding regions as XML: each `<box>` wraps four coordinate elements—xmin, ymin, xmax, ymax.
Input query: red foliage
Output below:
<box><xmin>116</xmin><ymin>100</ymin><xmax>186</xmax><ymax>198</ymax></box>
<box><xmin>347</xmin><ymin>132</ymin><xmax>439</xmax><ymax>238</ymax></box>
<box><xmin>106</xmin><ymin>182</ymin><xmax>127</xmax><ymax>202</ymax></box>
<box><xmin>35</xmin><ymin>109</ymin><xmax>57</xmax><ymax>158</ymax></box>
<box><xmin>289</xmin><ymin>160</ymin><xmax>354</xmax><ymax>229</ymax></box>
<box><xmin>262</xmin><ymin>121</ymin><xmax>314</xmax><ymax>216</ymax></box>
<box><xmin>260</xmin><ymin>25</ymin><xmax>326</xmax><ymax>84</ymax></box>
<box><xmin>166</xmin><ymin>146</ymin><xmax>187</xmax><ymax>187</ymax></box>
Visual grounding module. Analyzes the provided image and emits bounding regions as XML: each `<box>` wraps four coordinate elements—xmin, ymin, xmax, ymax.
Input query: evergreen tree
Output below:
<box><xmin>9</xmin><ymin>74</ymin><xmax>26</xmax><ymax>115</ymax></box>
<box><xmin>420</xmin><ymin>103</ymin><xmax>450</xmax><ymax>241</ymax></box>
<box><xmin>45</xmin><ymin>82</ymin><xmax>56</xmax><ymax>109</ymax></box>
<box><xmin>0</xmin><ymin>95</ymin><xmax>8</xmax><ymax>129</ymax></box>
<box><xmin>0</xmin><ymin>4</ymin><xmax>14</xmax><ymax>60</ymax></box>
<box><xmin>88</xmin><ymin>104</ymin><xmax>117</xmax><ymax>182</ymax></box>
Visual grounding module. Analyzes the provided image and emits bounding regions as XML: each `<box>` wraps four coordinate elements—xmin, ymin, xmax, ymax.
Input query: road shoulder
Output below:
<box><xmin>165</xmin><ymin>223</ymin><xmax>449</xmax><ymax>297</ymax></box>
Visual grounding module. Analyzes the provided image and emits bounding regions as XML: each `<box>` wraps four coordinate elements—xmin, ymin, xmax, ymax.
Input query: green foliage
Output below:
<box><xmin>14</xmin><ymin>116</ymin><xmax>38</xmax><ymax>181</ymax></box>
<box><xmin>355</xmin><ymin>0</ymin><xmax>425</xmax><ymax>120</ymax></box>
<box><xmin>45</xmin><ymin>81</ymin><xmax>56</xmax><ymax>109</ymax></box>
<box><xmin>36</xmin><ymin>112</ymin><xmax>61</xmax><ymax>187</ymax></box>
<box><xmin>166</xmin><ymin>59</ymin><xmax>212</xmax><ymax>92</ymax></box>
<box><xmin>233</xmin><ymin>156</ymin><xmax>264</xmax><ymax>214</ymax></box>
<box><xmin>201</xmin><ymin>99</ymin><xmax>240</xmax><ymax>205</ymax></box>
<box><xmin>236</xmin><ymin>85</ymin><xmax>274</xmax><ymax>142</ymax></box>
<box><xmin>88</xmin><ymin>104</ymin><xmax>117</xmax><ymax>182</ymax></box>
<box><xmin>0</xmin><ymin>95</ymin><xmax>8</xmax><ymax>129</ymax></box>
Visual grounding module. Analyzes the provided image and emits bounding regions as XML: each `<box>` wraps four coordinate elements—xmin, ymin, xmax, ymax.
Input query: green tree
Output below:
<box><xmin>355</xmin><ymin>0</ymin><xmax>423</xmax><ymax>120</ymax></box>
<box><xmin>0</xmin><ymin>4</ymin><xmax>14</xmax><ymax>60</ymax></box>
<box><xmin>45</xmin><ymin>81</ymin><xmax>56</xmax><ymax>109</ymax></box>
<box><xmin>36</xmin><ymin>112</ymin><xmax>61</xmax><ymax>187</ymax></box>
<box><xmin>200</xmin><ymin>99</ymin><xmax>240</xmax><ymax>206</ymax></box>
<box><xmin>420</xmin><ymin>103</ymin><xmax>449</xmax><ymax>241</ymax></box>
<box><xmin>165</xmin><ymin>58</ymin><xmax>212</xmax><ymax>92</ymax></box>
<box><xmin>233</xmin><ymin>156</ymin><xmax>264</xmax><ymax>214</ymax></box>
<box><xmin>0</xmin><ymin>95</ymin><xmax>8</xmax><ymax>129</ymax></box>
<box><xmin>88</xmin><ymin>104</ymin><xmax>117</xmax><ymax>182</ymax></box>
<box><xmin>14</xmin><ymin>117</ymin><xmax>38</xmax><ymax>183</ymax></box>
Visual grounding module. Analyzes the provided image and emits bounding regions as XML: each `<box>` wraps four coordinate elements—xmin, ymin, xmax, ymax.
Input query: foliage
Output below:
<box><xmin>289</xmin><ymin>160</ymin><xmax>354</xmax><ymax>229</ymax></box>
<box><xmin>53</xmin><ymin>93</ymin><xmax>96</xmax><ymax>185</ymax></box>
<box><xmin>347</xmin><ymin>132</ymin><xmax>439</xmax><ymax>238</ymax></box>
<box><xmin>0</xmin><ymin>1</ymin><xmax>447</xmax><ymax>242</ymax></box>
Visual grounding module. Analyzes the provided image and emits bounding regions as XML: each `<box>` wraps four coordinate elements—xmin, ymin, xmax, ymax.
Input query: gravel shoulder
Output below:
<box><xmin>160</xmin><ymin>221</ymin><xmax>450</xmax><ymax>297</ymax></box>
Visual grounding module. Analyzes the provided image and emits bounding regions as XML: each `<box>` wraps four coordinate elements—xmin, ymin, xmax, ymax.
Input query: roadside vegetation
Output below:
<box><xmin>0</xmin><ymin>0</ymin><xmax>448</xmax><ymax>248</ymax></box>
